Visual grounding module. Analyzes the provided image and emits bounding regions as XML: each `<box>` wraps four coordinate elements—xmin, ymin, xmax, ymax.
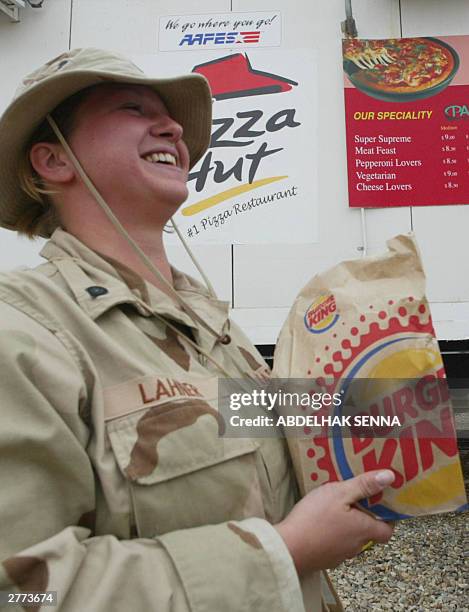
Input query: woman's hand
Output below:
<box><xmin>274</xmin><ymin>470</ymin><xmax>395</xmax><ymax>576</ymax></box>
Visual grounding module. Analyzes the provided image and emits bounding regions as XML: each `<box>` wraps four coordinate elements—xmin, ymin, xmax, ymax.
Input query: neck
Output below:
<box><xmin>64</xmin><ymin>217</ymin><xmax>174</xmax><ymax>291</ymax></box>
<box><xmin>56</xmin><ymin>188</ymin><xmax>179</xmax><ymax>291</ymax></box>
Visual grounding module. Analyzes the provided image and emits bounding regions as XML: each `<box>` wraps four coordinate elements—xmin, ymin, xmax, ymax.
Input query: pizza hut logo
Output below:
<box><xmin>444</xmin><ymin>104</ymin><xmax>469</xmax><ymax>120</ymax></box>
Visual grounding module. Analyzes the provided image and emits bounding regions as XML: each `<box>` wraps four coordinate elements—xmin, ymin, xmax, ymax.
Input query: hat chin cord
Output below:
<box><xmin>45</xmin><ymin>113</ymin><xmax>260</xmax><ymax>382</ymax></box>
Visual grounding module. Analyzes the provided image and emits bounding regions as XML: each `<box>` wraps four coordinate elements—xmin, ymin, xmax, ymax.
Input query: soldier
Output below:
<box><xmin>0</xmin><ymin>49</ymin><xmax>394</xmax><ymax>611</ymax></box>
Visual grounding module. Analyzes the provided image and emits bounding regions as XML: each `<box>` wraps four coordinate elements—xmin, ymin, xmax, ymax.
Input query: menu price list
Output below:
<box><xmin>344</xmin><ymin>86</ymin><xmax>469</xmax><ymax>208</ymax></box>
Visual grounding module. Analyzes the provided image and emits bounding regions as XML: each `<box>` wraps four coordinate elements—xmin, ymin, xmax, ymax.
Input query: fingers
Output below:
<box><xmin>355</xmin><ymin>510</ymin><xmax>394</xmax><ymax>546</ymax></box>
<box><xmin>369</xmin><ymin>519</ymin><xmax>394</xmax><ymax>544</ymax></box>
<box><xmin>349</xmin><ymin>505</ymin><xmax>395</xmax><ymax>541</ymax></box>
<box><xmin>341</xmin><ymin>470</ymin><xmax>395</xmax><ymax>504</ymax></box>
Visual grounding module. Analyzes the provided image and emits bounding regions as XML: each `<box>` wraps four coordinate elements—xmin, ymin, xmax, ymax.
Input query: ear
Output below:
<box><xmin>29</xmin><ymin>142</ymin><xmax>75</xmax><ymax>185</ymax></box>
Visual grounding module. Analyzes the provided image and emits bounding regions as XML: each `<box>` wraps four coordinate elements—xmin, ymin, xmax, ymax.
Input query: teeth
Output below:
<box><xmin>144</xmin><ymin>152</ymin><xmax>177</xmax><ymax>166</ymax></box>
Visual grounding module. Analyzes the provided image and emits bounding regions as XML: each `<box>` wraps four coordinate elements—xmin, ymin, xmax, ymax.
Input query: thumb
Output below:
<box><xmin>341</xmin><ymin>470</ymin><xmax>395</xmax><ymax>505</ymax></box>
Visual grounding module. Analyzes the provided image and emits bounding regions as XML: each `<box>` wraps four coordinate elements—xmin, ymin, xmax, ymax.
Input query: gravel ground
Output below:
<box><xmin>330</xmin><ymin>448</ymin><xmax>469</xmax><ymax>611</ymax></box>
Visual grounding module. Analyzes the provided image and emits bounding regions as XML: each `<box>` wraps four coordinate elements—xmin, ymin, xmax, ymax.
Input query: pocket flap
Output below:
<box><xmin>107</xmin><ymin>398</ymin><xmax>258</xmax><ymax>485</ymax></box>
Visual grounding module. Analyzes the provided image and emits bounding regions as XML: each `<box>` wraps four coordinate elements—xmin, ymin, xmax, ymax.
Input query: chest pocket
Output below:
<box><xmin>105</xmin><ymin>378</ymin><xmax>266</xmax><ymax>538</ymax></box>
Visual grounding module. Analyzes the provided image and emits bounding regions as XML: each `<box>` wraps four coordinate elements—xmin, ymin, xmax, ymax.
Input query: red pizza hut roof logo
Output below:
<box><xmin>192</xmin><ymin>53</ymin><xmax>297</xmax><ymax>101</ymax></box>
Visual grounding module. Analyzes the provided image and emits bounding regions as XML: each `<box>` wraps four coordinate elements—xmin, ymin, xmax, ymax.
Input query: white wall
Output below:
<box><xmin>0</xmin><ymin>0</ymin><xmax>468</xmax><ymax>342</ymax></box>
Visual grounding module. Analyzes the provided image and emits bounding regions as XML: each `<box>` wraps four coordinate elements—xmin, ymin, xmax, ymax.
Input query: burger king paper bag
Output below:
<box><xmin>273</xmin><ymin>234</ymin><xmax>467</xmax><ymax>520</ymax></box>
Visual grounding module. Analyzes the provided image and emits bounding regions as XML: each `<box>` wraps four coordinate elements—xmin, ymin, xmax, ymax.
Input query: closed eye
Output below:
<box><xmin>120</xmin><ymin>103</ymin><xmax>144</xmax><ymax>114</ymax></box>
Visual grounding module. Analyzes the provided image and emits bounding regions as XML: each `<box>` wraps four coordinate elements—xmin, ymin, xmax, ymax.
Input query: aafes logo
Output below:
<box><xmin>179</xmin><ymin>31</ymin><xmax>261</xmax><ymax>46</ymax></box>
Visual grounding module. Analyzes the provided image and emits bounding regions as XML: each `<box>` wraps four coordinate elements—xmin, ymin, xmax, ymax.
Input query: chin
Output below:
<box><xmin>166</xmin><ymin>187</ymin><xmax>189</xmax><ymax>208</ymax></box>
<box><xmin>155</xmin><ymin>193</ymin><xmax>189</xmax><ymax>218</ymax></box>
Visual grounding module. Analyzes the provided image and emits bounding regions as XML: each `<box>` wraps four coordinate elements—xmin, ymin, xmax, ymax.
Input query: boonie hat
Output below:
<box><xmin>0</xmin><ymin>47</ymin><xmax>212</xmax><ymax>236</ymax></box>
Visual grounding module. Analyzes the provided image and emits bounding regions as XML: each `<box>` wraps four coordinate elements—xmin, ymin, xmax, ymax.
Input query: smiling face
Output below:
<box><xmin>65</xmin><ymin>83</ymin><xmax>190</xmax><ymax>226</ymax></box>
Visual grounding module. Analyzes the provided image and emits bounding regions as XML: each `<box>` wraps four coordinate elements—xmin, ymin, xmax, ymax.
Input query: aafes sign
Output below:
<box><xmin>159</xmin><ymin>12</ymin><xmax>281</xmax><ymax>51</ymax></box>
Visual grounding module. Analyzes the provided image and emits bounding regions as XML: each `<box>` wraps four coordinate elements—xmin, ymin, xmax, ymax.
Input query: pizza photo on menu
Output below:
<box><xmin>343</xmin><ymin>37</ymin><xmax>459</xmax><ymax>102</ymax></box>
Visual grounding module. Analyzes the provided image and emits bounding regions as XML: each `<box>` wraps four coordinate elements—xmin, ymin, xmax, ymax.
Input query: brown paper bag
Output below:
<box><xmin>273</xmin><ymin>234</ymin><xmax>467</xmax><ymax>519</ymax></box>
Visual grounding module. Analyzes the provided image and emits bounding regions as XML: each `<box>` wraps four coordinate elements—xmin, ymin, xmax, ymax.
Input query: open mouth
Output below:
<box><xmin>142</xmin><ymin>152</ymin><xmax>178</xmax><ymax>167</ymax></box>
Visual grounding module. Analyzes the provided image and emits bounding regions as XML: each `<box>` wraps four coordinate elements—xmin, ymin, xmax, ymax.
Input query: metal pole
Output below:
<box><xmin>345</xmin><ymin>0</ymin><xmax>353</xmax><ymax>20</ymax></box>
<box><xmin>342</xmin><ymin>0</ymin><xmax>358</xmax><ymax>38</ymax></box>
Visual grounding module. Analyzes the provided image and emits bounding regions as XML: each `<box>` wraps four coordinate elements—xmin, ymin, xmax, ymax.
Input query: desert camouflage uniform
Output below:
<box><xmin>0</xmin><ymin>228</ymin><xmax>337</xmax><ymax>612</ymax></box>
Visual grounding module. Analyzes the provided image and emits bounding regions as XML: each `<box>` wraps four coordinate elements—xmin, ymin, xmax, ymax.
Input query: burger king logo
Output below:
<box><xmin>304</xmin><ymin>294</ymin><xmax>339</xmax><ymax>333</ymax></box>
<box><xmin>321</xmin><ymin>335</ymin><xmax>464</xmax><ymax>519</ymax></box>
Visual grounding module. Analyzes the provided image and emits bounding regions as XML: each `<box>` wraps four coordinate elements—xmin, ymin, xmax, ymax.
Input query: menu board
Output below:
<box><xmin>343</xmin><ymin>35</ymin><xmax>469</xmax><ymax>208</ymax></box>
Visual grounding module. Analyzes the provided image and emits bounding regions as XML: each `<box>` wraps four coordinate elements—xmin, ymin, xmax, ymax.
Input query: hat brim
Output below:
<box><xmin>0</xmin><ymin>69</ymin><xmax>212</xmax><ymax>236</ymax></box>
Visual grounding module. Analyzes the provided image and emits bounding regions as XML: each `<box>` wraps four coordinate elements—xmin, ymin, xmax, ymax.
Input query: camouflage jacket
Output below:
<box><xmin>0</xmin><ymin>229</ymin><xmax>337</xmax><ymax>612</ymax></box>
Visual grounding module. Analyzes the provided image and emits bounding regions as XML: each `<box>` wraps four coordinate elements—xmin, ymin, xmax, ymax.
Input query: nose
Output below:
<box><xmin>149</xmin><ymin>114</ymin><xmax>183</xmax><ymax>143</ymax></box>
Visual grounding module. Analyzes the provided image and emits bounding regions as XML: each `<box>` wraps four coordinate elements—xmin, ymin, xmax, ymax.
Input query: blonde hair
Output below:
<box><xmin>17</xmin><ymin>87</ymin><xmax>94</xmax><ymax>237</ymax></box>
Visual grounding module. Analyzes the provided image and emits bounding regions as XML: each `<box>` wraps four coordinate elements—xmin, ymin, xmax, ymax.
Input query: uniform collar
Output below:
<box><xmin>40</xmin><ymin>228</ymin><xmax>230</xmax><ymax>348</ymax></box>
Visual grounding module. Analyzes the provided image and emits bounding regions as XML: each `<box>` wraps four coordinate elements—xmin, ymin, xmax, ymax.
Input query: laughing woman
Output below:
<box><xmin>0</xmin><ymin>48</ymin><xmax>394</xmax><ymax>612</ymax></box>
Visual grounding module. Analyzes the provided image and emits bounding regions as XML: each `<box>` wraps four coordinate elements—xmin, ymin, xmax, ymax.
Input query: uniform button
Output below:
<box><xmin>219</xmin><ymin>334</ymin><xmax>231</xmax><ymax>345</ymax></box>
<box><xmin>86</xmin><ymin>286</ymin><xmax>109</xmax><ymax>298</ymax></box>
